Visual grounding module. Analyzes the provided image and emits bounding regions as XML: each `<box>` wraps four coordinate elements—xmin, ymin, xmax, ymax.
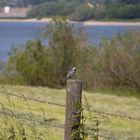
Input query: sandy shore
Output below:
<box><xmin>82</xmin><ymin>20</ymin><xmax>140</xmax><ymax>26</ymax></box>
<box><xmin>0</xmin><ymin>18</ymin><xmax>52</xmax><ymax>23</ymax></box>
<box><xmin>0</xmin><ymin>18</ymin><xmax>140</xmax><ymax>26</ymax></box>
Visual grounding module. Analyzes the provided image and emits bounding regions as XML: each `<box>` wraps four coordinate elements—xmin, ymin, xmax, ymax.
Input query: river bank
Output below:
<box><xmin>83</xmin><ymin>20</ymin><xmax>140</xmax><ymax>26</ymax></box>
<box><xmin>1</xmin><ymin>18</ymin><xmax>140</xmax><ymax>26</ymax></box>
<box><xmin>0</xmin><ymin>18</ymin><xmax>52</xmax><ymax>23</ymax></box>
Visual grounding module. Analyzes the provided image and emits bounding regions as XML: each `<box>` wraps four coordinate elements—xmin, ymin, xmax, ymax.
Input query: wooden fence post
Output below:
<box><xmin>64</xmin><ymin>79</ymin><xmax>83</xmax><ymax>140</ymax></box>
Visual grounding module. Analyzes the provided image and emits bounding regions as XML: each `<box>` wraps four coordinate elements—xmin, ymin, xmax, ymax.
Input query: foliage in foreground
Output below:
<box><xmin>0</xmin><ymin>19</ymin><xmax>140</xmax><ymax>92</ymax></box>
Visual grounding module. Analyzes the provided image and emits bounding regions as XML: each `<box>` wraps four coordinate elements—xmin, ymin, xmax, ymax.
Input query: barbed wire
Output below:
<box><xmin>0</xmin><ymin>119</ymin><xmax>115</xmax><ymax>140</ymax></box>
<box><xmin>89</xmin><ymin>109</ymin><xmax>140</xmax><ymax>122</ymax></box>
<box><xmin>0</xmin><ymin>125</ymin><xmax>114</xmax><ymax>140</ymax></box>
<box><xmin>0</xmin><ymin>90</ymin><xmax>140</xmax><ymax>122</ymax></box>
<box><xmin>0</xmin><ymin>108</ymin><xmax>139</xmax><ymax>140</ymax></box>
<box><xmin>0</xmin><ymin>109</ymin><xmax>64</xmax><ymax>130</ymax></box>
<box><xmin>0</xmin><ymin>109</ymin><xmax>113</xmax><ymax>139</ymax></box>
<box><xmin>0</xmin><ymin>110</ymin><xmax>46</xmax><ymax>125</ymax></box>
<box><xmin>0</xmin><ymin>90</ymin><xmax>65</xmax><ymax>107</ymax></box>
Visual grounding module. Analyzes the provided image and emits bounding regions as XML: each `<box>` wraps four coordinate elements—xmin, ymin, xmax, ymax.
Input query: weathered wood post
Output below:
<box><xmin>64</xmin><ymin>79</ymin><xmax>83</xmax><ymax>140</ymax></box>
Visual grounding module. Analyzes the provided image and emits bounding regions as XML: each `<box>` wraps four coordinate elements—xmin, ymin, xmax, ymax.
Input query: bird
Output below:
<box><xmin>65</xmin><ymin>67</ymin><xmax>76</xmax><ymax>79</ymax></box>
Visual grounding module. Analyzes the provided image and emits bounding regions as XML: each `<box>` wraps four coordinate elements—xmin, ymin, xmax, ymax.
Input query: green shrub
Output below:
<box><xmin>106</xmin><ymin>4</ymin><xmax>140</xmax><ymax>19</ymax></box>
<box><xmin>93</xmin><ymin>31</ymin><xmax>140</xmax><ymax>90</ymax></box>
<box><xmin>70</xmin><ymin>4</ymin><xmax>94</xmax><ymax>21</ymax></box>
<box><xmin>1</xmin><ymin>19</ymin><xmax>140</xmax><ymax>91</ymax></box>
<box><xmin>7</xmin><ymin>18</ymin><xmax>88</xmax><ymax>88</ymax></box>
<box><xmin>8</xmin><ymin>40</ymin><xmax>49</xmax><ymax>86</ymax></box>
<box><xmin>94</xmin><ymin>5</ymin><xmax>106</xmax><ymax>19</ymax></box>
<box><xmin>28</xmin><ymin>1</ymin><xmax>80</xmax><ymax>18</ymax></box>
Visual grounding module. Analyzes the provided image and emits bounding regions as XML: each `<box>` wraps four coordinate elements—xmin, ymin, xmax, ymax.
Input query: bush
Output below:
<box><xmin>8</xmin><ymin>40</ymin><xmax>49</xmax><ymax>86</ymax></box>
<box><xmin>28</xmin><ymin>1</ymin><xmax>80</xmax><ymax>18</ymax></box>
<box><xmin>7</xmin><ymin>18</ymin><xmax>88</xmax><ymax>88</ymax></box>
<box><xmin>94</xmin><ymin>5</ymin><xmax>106</xmax><ymax>19</ymax></box>
<box><xmin>70</xmin><ymin>4</ymin><xmax>94</xmax><ymax>21</ymax></box>
<box><xmin>92</xmin><ymin>31</ymin><xmax>140</xmax><ymax>90</ymax></box>
<box><xmin>1</xmin><ymin>19</ymin><xmax>140</xmax><ymax>91</ymax></box>
<box><xmin>106</xmin><ymin>4</ymin><xmax>140</xmax><ymax>19</ymax></box>
<box><xmin>27</xmin><ymin>1</ymin><xmax>140</xmax><ymax>21</ymax></box>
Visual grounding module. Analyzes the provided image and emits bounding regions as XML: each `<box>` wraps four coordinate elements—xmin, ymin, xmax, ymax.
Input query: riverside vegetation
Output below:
<box><xmin>0</xmin><ymin>0</ymin><xmax>140</xmax><ymax>21</ymax></box>
<box><xmin>27</xmin><ymin>0</ymin><xmax>140</xmax><ymax>21</ymax></box>
<box><xmin>0</xmin><ymin>19</ymin><xmax>140</xmax><ymax>96</ymax></box>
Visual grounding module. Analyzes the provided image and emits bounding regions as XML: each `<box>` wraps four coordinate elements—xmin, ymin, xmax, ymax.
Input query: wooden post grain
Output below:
<box><xmin>64</xmin><ymin>79</ymin><xmax>83</xmax><ymax>140</ymax></box>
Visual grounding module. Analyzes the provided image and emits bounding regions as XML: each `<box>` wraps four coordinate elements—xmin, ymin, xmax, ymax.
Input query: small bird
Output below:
<box><xmin>65</xmin><ymin>67</ymin><xmax>76</xmax><ymax>79</ymax></box>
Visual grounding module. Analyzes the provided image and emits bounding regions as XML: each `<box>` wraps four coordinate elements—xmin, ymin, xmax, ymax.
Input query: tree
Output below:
<box><xmin>117</xmin><ymin>0</ymin><xmax>140</xmax><ymax>4</ymax></box>
<box><xmin>94</xmin><ymin>4</ymin><xmax>106</xmax><ymax>19</ymax></box>
<box><xmin>7</xmin><ymin>18</ymin><xmax>88</xmax><ymax>87</ymax></box>
<box><xmin>8</xmin><ymin>40</ymin><xmax>49</xmax><ymax>85</ymax></box>
<box><xmin>70</xmin><ymin>4</ymin><xmax>94</xmax><ymax>21</ymax></box>
<box><xmin>98</xmin><ymin>31</ymin><xmax>140</xmax><ymax>90</ymax></box>
<box><xmin>46</xmin><ymin>18</ymin><xmax>87</xmax><ymax>85</ymax></box>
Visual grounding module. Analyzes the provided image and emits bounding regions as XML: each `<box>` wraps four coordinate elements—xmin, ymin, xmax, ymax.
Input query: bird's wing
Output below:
<box><xmin>65</xmin><ymin>70</ymin><xmax>74</xmax><ymax>79</ymax></box>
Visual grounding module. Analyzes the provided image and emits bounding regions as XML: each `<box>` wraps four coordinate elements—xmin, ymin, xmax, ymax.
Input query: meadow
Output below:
<box><xmin>0</xmin><ymin>85</ymin><xmax>139</xmax><ymax>140</ymax></box>
<box><xmin>0</xmin><ymin>5</ymin><xmax>140</xmax><ymax>140</ymax></box>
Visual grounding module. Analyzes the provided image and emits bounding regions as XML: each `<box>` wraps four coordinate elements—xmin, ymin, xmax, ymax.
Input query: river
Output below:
<box><xmin>0</xmin><ymin>21</ymin><xmax>140</xmax><ymax>61</ymax></box>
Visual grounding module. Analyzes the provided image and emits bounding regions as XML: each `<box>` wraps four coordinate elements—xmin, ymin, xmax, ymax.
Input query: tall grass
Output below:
<box><xmin>0</xmin><ymin>85</ymin><xmax>140</xmax><ymax>139</ymax></box>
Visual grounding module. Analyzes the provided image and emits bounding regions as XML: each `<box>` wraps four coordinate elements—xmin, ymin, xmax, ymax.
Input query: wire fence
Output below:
<box><xmin>0</xmin><ymin>110</ymin><xmax>114</xmax><ymax>140</ymax></box>
<box><xmin>0</xmin><ymin>89</ymin><xmax>140</xmax><ymax>140</ymax></box>
<box><xmin>0</xmin><ymin>109</ymin><xmax>64</xmax><ymax>129</ymax></box>
<box><xmin>0</xmin><ymin>108</ymin><xmax>115</xmax><ymax>140</ymax></box>
<box><xmin>0</xmin><ymin>89</ymin><xmax>140</xmax><ymax>122</ymax></box>
<box><xmin>0</xmin><ymin>125</ymin><xmax>114</xmax><ymax>140</ymax></box>
<box><xmin>0</xmin><ymin>90</ymin><xmax>65</xmax><ymax>107</ymax></box>
<box><xmin>89</xmin><ymin>109</ymin><xmax>140</xmax><ymax>122</ymax></box>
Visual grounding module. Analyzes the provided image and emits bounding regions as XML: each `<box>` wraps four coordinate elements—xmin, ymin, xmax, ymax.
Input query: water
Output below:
<box><xmin>0</xmin><ymin>21</ymin><xmax>140</xmax><ymax>61</ymax></box>
<box><xmin>0</xmin><ymin>22</ymin><xmax>47</xmax><ymax>61</ymax></box>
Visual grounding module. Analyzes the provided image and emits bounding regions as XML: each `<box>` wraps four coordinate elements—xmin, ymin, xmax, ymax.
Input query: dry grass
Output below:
<box><xmin>0</xmin><ymin>85</ymin><xmax>139</xmax><ymax>139</ymax></box>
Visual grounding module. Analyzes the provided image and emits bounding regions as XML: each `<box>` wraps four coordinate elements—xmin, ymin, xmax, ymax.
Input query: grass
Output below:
<box><xmin>93</xmin><ymin>88</ymin><xmax>140</xmax><ymax>99</ymax></box>
<box><xmin>0</xmin><ymin>84</ymin><xmax>140</xmax><ymax>139</ymax></box>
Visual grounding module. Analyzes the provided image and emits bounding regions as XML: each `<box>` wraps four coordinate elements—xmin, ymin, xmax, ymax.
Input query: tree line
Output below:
<box><xmin>0</xmin><ymin>0</ymin><xmax>48</xmax><ymax>7</ymax></box>
<box><xmin>0</xmin><ymin>19</ymin><xmax>140</xmax><ymax>92</ymax></box>
<box><xmin>0</xmin><ymin>0</ymin><xmax>140</xmax><ymax>21</ymax></box>
<box><xmin>26</xmin><ymin>0</ymin><xmax>140</xmax><ymax>21</ymax></box>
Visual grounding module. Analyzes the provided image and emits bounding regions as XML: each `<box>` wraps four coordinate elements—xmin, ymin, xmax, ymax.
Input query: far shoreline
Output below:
<box><xmin>0</xmin><ymin>18</ymin><xmax>140</xmax><ymax>26</ymax></box>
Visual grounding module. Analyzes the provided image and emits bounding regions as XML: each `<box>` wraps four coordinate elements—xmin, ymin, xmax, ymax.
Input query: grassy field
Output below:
<box><xmin>0</xmin><ymin>85</ymin><xmax>140</xmax><ymax>140</ymax></box>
